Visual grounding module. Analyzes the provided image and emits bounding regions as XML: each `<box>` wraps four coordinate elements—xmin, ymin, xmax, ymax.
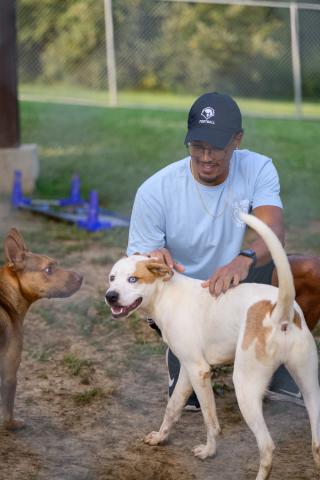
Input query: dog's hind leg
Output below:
<box><xmin>285</xmin><ymin>337</ymin><xmax>320</xmax><ymax>470</ymax></box>
<box><xmin>186</xmin><ymin>362</ymin><xmax>220</xmax><ymax>460</ymax></box>
<box><xmin>1</xmin><ymin>333</ymin><xmax>24</xmax><ymax>430</ymax></box>
<box><xmin>144</xmin><ymin>364</ymin><xmax>193</xmax><ymax>446</ymax></box>
<box><xmin>233</xmin><ymin>359</ymin><xmax>275</xmax><ymax>480</ymax></box>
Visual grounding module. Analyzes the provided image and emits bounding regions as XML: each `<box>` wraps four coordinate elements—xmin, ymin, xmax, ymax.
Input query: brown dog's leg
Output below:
<box><xmin>272</xmin><ymin>255</ymin><xmax>320</xmax><ymax>331</ymax></box>
<box><xmin>1</xmin><ymin>333</ymin><xmax>24</xmax><ymax>430</ymax></box>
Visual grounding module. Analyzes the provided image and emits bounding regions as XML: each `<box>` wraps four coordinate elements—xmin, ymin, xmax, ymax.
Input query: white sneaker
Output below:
<box><xmin>265</xmin><ymin>388</ymin><xmax>304</xmax><ymax>407</ymax></box>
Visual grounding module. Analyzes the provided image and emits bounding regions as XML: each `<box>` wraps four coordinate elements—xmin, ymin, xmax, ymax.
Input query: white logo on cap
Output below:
<box><xmin>201</xmin><ymin>107</ymin><xmax>215</xmax><ymax>119</ymax></box>
<box><xmin>199</xmin><ymin>106</ymin><xmax>215</xmax><ymax>125</ymax></box>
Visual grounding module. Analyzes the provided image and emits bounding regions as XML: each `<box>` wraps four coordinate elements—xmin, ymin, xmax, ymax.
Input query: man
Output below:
<box><xmin>127</xmin><ymin>91</ymin><xmax>313</xmax><ymax>409</ymax></box>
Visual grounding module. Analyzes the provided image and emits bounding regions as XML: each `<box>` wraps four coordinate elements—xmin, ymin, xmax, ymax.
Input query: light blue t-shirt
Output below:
<box><xmin>127</xmin><ymin>149</ymin><xmax>282</xmax><ymax>280</ymax></box>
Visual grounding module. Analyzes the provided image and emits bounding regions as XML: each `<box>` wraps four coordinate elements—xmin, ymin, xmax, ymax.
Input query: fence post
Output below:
<box><xmin>290</xmin><ymin>2</ymin><xmax>302</xmax><ymax>118</ymax></box>
<box><xmin>104</xmin><ymin>0</ymin><xmax>118</xmax><ymax>106</ymax></box>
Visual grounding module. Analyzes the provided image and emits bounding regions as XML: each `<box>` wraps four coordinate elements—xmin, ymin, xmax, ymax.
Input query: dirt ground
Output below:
<box><xmin>0</xmin><ymin>198</ymin><xmax>319</xmax><ymax>480</ymax></box>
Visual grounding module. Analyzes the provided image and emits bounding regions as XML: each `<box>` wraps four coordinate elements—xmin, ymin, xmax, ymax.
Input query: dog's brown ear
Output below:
<box><xmin>146</xmin><ymin>261</ymin><xmax>173</xmax><ymax>281</ymax></box>
<box><xmin>4</xmin><ymin>228</ymin><xmax>28</xmax><ymax>270</ymax></box>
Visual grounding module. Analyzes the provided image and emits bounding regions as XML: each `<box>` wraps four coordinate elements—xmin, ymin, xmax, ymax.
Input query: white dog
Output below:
<box><xmin>105</xmin><ymin>213</ymin><xmax>320</xmax><ymax>480</ymax></box>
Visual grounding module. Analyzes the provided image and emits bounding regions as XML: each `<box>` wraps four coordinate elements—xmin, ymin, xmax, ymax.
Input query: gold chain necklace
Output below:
<box><xmin>190</xmin><ymin>159</ymin><xmax>233</xmax><ymax>219</ymax></box>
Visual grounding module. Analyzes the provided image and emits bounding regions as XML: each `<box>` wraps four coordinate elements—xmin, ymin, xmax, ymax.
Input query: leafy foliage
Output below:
<box><xmin>17</xmin><ymin>0</ymin><xmax>320</xmax><ymax>98</ymax></box>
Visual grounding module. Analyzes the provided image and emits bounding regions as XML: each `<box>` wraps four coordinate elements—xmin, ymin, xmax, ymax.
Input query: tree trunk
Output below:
<box><xmin>0</xmin><ymin>0</ymin><xmax>20</xmax><ymax>148</ymax></box>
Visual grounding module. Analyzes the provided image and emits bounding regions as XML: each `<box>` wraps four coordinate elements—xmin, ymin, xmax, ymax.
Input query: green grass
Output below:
<box><xmin>63</xmin><ymin>353</ymin><xmax>92</xmax><ymax>376</ymax></box>
<box><xmin>72</xmin><ymin>387</ymin><xmax>107</xmax><ymax>405</ymax></box>
<box><xmin>20</xmin><ymin>83</ymin><xmax>320</xmax><ymax>117</ymax></box>
<box><xmin>20</xmin><ymin>99</ymin><xmax>320</xmax><ymax>243</ymax></box>
<box><xmin>127</xmin><ymin>342</ymin><xmax>166</xmax><ymax>359</ymax></box>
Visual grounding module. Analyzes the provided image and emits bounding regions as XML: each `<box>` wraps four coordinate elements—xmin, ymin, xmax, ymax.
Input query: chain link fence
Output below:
<box><xmin>17</xmin><ymin>0</ymin><xmax>320</xmax><ymax>118</ymax></box>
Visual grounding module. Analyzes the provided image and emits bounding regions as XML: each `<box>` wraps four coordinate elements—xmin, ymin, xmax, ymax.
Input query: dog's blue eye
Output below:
<box><xmin>128</xmin><ymin>276</ymin><xmax>138</xmax><ymax>283</ymax></box>
<box><xmin>110</xmin><ymin>275</ymin><xmax>115</xmax><ymax>282</ymax></box>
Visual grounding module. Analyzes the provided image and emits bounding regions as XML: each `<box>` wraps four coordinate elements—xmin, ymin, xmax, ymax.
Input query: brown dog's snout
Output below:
<box><xmin>55</xmin><ymin>270</ymin><xmax>83</xmax><ymax>298</ymax></box>
<box><xmin>106</xmin><ymin>290</ymin><xmax>119</xmax><ymax>305</ymax></box>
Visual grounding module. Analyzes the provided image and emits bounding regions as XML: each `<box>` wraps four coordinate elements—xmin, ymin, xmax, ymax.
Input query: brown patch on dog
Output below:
<box><xmin>242</xmin><ymin>300</ymin><xmax>274</xmax><ymax>363</ymax></box>
<box><xmin>293</xmin><ymin>310</ymin><xmax>302</xmax><ymax>329</ymax></box>
<box><xmin>133</xmin><ymin>261</ymin><xmax>158</xmax><ymax>284</ymax></box>
<box><xmin>133</xmin><ymin>260</ymin><xmax>172</xmax><ymax>284</ymax></box>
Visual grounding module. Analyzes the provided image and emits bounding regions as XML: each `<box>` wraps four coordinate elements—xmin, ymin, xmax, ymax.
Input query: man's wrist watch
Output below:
<box><xmin>238</xmin><ymin>249</ymin><xmax>257</xmax><ymax>268</ymax></box>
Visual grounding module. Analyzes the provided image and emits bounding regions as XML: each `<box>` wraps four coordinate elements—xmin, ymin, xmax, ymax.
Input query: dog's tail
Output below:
<box><xmin>239</xmin><ymin>212</ymin><xmax>295</xmax><ymax>323</ymax></box>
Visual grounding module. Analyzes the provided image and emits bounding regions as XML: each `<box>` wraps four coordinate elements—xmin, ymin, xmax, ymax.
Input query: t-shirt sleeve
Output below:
<box><xmin>252</xmin><ymin>157</ymin><xmax>283</xmax><ymax>210</ymax></box>
<box><xmin>127</xmin><ymin>187</ymin><xmax>166</xmax><ymax>255</ymax></box>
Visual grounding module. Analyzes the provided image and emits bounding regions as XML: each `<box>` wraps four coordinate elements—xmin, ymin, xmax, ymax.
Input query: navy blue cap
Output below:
<box><xmin>184</xmin><ymin>92</ymin><xmax>242</xmax><ymax>149</ymax></box>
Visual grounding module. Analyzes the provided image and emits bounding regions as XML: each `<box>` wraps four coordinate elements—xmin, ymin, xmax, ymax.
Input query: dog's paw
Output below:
<box><xmin>144</xmin><ymin>431</ymin><xmax>164</xmax><ymax>446</ymax></box>
<box><xmin>3</xmin><ymin>418</ymin><xmax>26</xmax><ymax>431</ymax></box>
<box><xmin>192</xmin><ymin>443</ymin><xmax>216</xmax><ymax>460</ymax></box>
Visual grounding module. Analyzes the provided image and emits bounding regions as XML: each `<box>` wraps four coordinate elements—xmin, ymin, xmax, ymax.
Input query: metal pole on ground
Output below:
<box><xmin>104</xmin><ymin>0</ymin><xmax>118</xmax><ymax>106</ymax></box>
<box><xmin>290</xmin><ymin>2</ymin><xmax>302</xmax><ymax>118</ymax></box>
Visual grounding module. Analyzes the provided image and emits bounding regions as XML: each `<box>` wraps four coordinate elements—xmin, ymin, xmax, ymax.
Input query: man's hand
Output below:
<box><xmin>148</xmin><ymin>248</ymin><xmax>185</xmax><ymax>273</ymax></box>
<box><xmin>201</xmin><ymin>255</ymin><xmax>253</xmax><ymax>297</ymax></box>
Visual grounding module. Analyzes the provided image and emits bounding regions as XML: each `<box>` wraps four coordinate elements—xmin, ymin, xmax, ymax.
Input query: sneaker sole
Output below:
<box><xmin>265</xmin><ymin>390</ymin><xmax>305</xmax><ymax>407</ymax></box>
<box><xmin>184</xmin><ymin>404</ymin><xmax>201</xmax><ymax>412</ymax></box>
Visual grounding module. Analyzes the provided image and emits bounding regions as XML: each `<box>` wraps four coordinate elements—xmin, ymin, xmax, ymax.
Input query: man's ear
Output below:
<box><xmin>4</xmin><ymin>228</ymin><xmax>28</xmax><ymax>271</ymax></box>
<box><xmin>234</xmin><ymin>131</ymin><xmax>244</xmax><ymax>148</ymax></box>
<box><xmin>146</xmin><ymin>261</ymin><xmax>173</xmax><ymax>281</ymax></box>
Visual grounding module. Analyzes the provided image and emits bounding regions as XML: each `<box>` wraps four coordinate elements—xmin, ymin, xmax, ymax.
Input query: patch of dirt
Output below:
<box><xmin>0</xmin><ymin>198</ymin><xmax>319</xmax><ymax>480</ymax></box>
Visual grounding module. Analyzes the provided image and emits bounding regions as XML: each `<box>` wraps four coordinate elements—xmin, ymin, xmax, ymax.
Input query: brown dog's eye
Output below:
<box><xmin>44</xmin><ymin>265</ymin><xmax>53</xmax><ymax>275</ymax></box>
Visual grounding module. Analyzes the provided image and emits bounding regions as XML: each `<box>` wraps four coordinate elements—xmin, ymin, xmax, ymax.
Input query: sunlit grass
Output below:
<box><xmin>18</xmin><ymin>99</ymin><xmax>320</xmax><ymax>252</ymax></box>
<box><xmin>19</xmin><ymin>83</ymin><xmax>320</xmax><ymax>118</ymax></box>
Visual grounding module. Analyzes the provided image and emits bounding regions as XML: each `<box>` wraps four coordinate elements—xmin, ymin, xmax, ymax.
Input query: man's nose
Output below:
<box><xmin>105</xmin><ymin>290</ymin><xmax>119</xmax><ymax>304</ymax></box>
<box><xmin>202</xmin><ymin>148</ymin><xmax>214</xmax><ymax>162</ymax></box>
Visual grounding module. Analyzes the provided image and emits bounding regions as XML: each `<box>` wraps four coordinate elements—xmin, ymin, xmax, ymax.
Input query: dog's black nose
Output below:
<box><xmin>105</xmin><ymin>290</ymin><xmax>119</xmax><ymax>305</ymax></box>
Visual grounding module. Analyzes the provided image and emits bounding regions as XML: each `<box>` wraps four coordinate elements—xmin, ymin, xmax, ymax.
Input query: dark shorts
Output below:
<box><xmin>241</xmin><ymin>260</ymin><xmax>275</xmax><ymax>286</ymax></box>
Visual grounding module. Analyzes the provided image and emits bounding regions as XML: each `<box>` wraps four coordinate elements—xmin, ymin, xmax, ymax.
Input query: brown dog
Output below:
<box><xmin>273</xmin><ymin>255</ymin><xmax>320</xmax><ymax>331</ymax></box>
<box><xmin>0</xmin><ymin>228</ymin><xmax>82</xmax><ymax>430</ymax></box>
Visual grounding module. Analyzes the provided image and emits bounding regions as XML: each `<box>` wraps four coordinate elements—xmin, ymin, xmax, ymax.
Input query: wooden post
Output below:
<box><xmin>0</xmin><ymin>0</ymin><xmax>20</xmax><ymax>147</ymax></box>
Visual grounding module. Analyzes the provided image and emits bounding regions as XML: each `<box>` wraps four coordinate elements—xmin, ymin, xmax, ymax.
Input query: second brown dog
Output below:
<box><xmin>0</xmin><ymin>228</ymin><xmax>82</xmax><ymax>429</ymax></box>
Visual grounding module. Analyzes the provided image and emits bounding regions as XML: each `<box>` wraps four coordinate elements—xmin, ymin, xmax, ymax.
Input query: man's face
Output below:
<box><xmin>188</xmin><ymin>134</ymin><xmax>242</xmax><ymax>186</ymax></box>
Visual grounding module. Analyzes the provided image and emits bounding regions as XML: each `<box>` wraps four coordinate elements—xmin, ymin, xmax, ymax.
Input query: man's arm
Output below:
<box><xmin>247</xmin><ymin>205</ymin><xmax>285</xmax><ymax>266</ymax></box>
<box><xmin>127</xmin><ymin>188</ymin><xmax>166</xmax><ymax>255</ymax></box>
<box><xmin>202</xmin><ymin>205</ymin><xmax>284</xmax><ymax>297</ymax></box>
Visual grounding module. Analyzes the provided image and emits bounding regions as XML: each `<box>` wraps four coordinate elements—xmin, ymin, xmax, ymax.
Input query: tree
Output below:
<box><xmin>17</xmin><ymin>0</ymin><xmax>319</xmax><ymax>99</ymax></box>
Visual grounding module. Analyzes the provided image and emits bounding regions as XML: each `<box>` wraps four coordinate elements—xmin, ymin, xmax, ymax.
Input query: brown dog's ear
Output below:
<box><xmin>146</xmin><ymin>261</ymin><xmax>173</xmax><ymax>281</ymax></box>
<box><xmin>4</xmin><ymin>228</ymin><xmax>28</xmax><ymax>270</ymax></box>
